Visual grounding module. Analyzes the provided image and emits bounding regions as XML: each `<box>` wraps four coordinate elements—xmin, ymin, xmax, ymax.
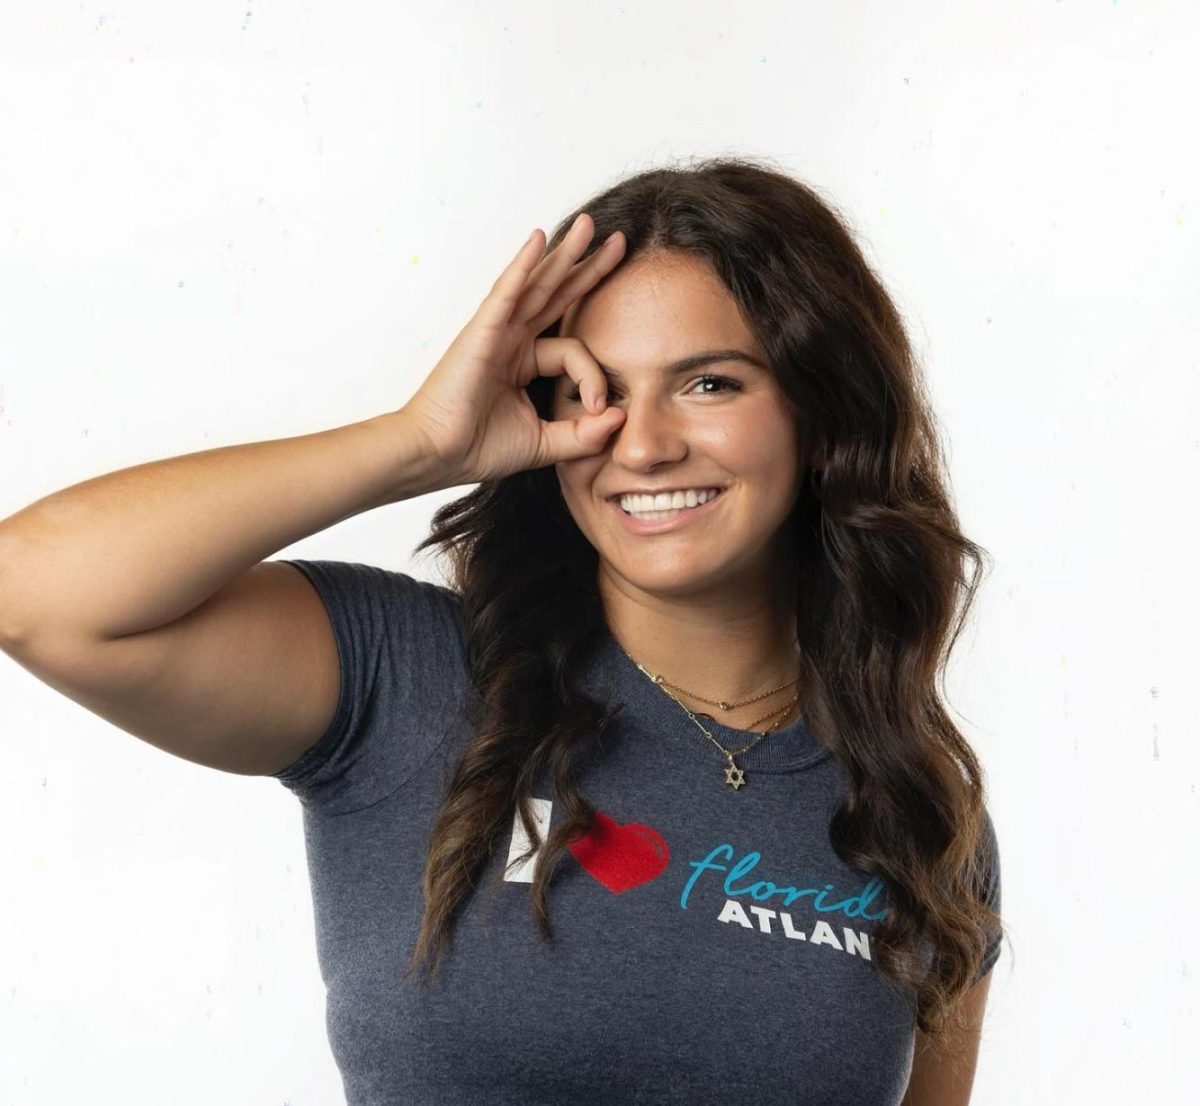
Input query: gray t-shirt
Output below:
<box><xmin>271</xmin><ymin>559</ymin><xmax>1001</xmax><ymax>1106</ymax></box>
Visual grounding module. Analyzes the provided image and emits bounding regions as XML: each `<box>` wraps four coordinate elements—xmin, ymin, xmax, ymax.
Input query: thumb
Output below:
<box><xmin>539</xmin><ymin>405</ymin><xmax>625</xmax><ymax>464</ymax></box>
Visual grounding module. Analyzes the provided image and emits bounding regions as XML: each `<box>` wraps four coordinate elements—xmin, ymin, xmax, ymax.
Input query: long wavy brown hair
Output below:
<box><xmin>399</xmin><ymin>154</ymin><xmax>1007</xmax><ymax>1049</ymax></box>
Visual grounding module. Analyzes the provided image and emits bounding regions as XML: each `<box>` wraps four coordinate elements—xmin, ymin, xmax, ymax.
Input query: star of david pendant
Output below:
<box><xmin>723</xmin><ymin>760</ymin><xmax>746</xmax><ymax>790</ymax></box>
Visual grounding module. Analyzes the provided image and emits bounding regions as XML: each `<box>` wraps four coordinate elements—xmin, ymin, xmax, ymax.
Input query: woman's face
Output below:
<box><xmin>551</xmin><ymin>250</ymin><xmax>810</xmax><ymax>603</ymax></box>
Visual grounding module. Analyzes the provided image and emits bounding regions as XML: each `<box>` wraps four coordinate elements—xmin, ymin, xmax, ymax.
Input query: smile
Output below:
<box><xmin>607</xmin><ymin>487</ymin><xmax>726</xmax><ymax>534</ymax></box>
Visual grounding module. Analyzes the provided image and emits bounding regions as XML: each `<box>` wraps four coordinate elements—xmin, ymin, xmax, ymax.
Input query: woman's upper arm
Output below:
<box><xmin>901</xmin><ymin>970</ymin><xmax>994</xmax><ymax>1106</ymax></box>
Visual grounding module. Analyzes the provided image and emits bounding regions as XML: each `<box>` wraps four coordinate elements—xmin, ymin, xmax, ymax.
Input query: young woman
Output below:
<box><xmin>0</xmin><ymin>156</ymin><xmax>1005</xmax><ymax>1105</ymax></box>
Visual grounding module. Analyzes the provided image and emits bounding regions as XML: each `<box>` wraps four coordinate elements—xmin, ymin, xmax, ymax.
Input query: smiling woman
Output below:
<box><xmin>386</xmin><ymin>155</ymin><xmax>1005</xmax><ymax>1104</ymax></box>
<box><xmin>0</xmin><ymin>152</ymin><xmax>1004</xmax><ymax>1106</ymax></box>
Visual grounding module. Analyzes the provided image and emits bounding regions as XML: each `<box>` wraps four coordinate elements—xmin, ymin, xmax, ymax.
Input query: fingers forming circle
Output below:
<box><xmin>528</xmin><ymin>336</ymin><xmax>610</xmax><ymax>414</ymax></box>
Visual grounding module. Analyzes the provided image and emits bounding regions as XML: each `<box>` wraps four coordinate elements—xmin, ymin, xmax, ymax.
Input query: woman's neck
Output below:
<box><xmin>609</xmin><ymin>621</ymin><xmax>804</xmax><ymax>729</ymax></box>
<box><xmin>598</xmin><ymin>555</ymin><xmax>805</xmax><ymax>729</ymax></box>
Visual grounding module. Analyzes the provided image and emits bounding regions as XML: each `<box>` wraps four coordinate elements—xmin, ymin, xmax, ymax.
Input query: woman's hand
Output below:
<box><xmin>401</xmin><ymin>212</ymin><xmax>628</xmax><ymax>485</ymax></box>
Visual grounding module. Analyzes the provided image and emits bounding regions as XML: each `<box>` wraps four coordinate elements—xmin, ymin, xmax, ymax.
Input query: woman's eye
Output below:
<box><xmin>691</xmin><ymin>374</ymin><xmax>742</xmax><ymax>396</ymax></box>
<box><xmin>563</xmin><ymin>375</ymin><xmax>742</xmax><ymax>403</ymax></box>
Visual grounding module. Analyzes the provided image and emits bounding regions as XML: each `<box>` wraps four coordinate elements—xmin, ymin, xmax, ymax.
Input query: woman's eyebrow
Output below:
<box><xmin>595</xmin><ymin>348</ymin><xmax>768</xmax><ymax>380</ymax></box>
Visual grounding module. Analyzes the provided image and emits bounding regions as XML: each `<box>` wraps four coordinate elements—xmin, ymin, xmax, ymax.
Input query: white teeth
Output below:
<box><xmin>618</xmin><ymin>487</ymin><xmax>722</xmax><ymax>516</ymax></box>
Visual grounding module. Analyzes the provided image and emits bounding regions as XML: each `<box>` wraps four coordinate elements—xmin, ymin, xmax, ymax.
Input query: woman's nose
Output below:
<box><xmin>607</xmin><ymin>396</ymin><xmax>688</xmax><ymax>469</ymax></box>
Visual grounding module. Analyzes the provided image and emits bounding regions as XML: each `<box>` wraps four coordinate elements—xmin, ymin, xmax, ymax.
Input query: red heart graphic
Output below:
<box><xmin>568</xmin><ymin>810</ymin><xmax>670</xmax><ymax>893</ymax></box>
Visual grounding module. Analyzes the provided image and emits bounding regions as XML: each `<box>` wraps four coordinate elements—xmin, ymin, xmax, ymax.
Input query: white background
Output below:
<box><xmin>2</xmin><ymin>2</ymin><xmax>1197</xmax><ymax>1103</ymax></box>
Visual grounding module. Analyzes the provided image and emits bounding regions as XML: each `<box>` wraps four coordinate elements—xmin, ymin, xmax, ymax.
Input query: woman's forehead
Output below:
<box><xmin>559</xmin><ymin>256</ymin><xmax>760</xmax><ymax>356</ymax></box>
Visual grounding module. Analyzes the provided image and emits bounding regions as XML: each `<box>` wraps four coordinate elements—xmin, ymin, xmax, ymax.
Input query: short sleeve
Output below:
<box><xmin>973</xmin><ymin>807</ymin><xmax>1003</xmax><ymax>983</ymax></box>
<box><xmin>268</xmin><ymin>558</ymin><xmax>471</xmax><ymax>815</ymax></box>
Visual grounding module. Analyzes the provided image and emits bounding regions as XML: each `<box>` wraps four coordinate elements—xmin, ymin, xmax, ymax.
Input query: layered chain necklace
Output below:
<box><xmin>617</xmin><ymin>643</ymin><xmax>802</xmax><ymax>791</ymax></box>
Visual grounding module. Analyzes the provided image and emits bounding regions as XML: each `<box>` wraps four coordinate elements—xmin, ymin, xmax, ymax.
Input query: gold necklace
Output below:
<box><xmin>618</xmin><ymin>644</ymin><xmax>802</xmax><ymax>791</ymax></box>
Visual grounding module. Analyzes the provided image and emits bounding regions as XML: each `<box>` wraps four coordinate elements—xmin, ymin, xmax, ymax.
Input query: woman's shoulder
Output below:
<box><xmin>278</xmin><ymin>557</ymin><xmax>468</xmax><ymax>655</ymax></box>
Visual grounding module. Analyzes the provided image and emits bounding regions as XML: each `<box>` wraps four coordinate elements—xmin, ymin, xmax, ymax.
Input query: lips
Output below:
<box><xmin>606</xmin><ymin>485</ymin><xmax>726</xmax><ymax>533</ymax></box>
